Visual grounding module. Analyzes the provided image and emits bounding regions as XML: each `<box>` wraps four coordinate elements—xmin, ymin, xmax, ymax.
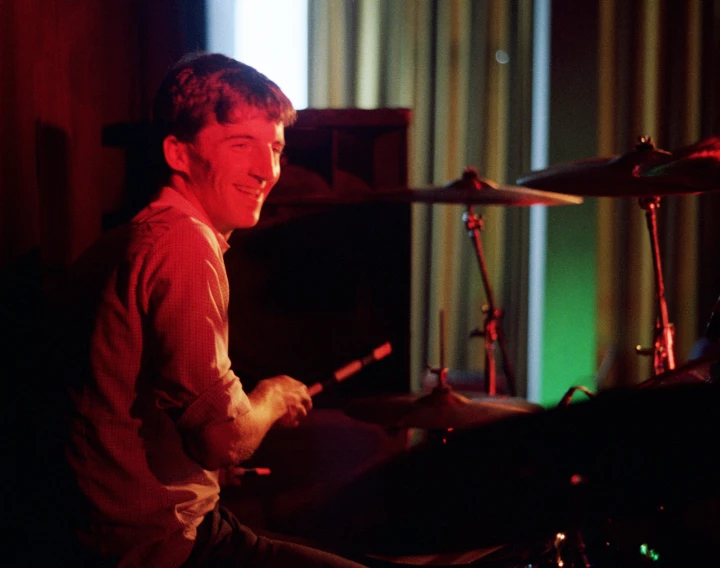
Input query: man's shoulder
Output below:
<box><xmin>133</xmin><ymin>203</ymin><xmax>217</xmax><ymax>250</ymax></box>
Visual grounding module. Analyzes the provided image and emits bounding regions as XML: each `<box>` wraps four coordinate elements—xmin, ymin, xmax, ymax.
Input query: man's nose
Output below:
<box><xmin>249</xmin><ymin>145</ymin><xmax>279</xmax><ymax>185</ymax></box>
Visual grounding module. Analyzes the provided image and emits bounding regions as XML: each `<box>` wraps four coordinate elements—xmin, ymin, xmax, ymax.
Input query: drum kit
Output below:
<box><xmin>269</xmin><ymin>136</ymin><xmax>720</xmax><ymax>566</ymax></box>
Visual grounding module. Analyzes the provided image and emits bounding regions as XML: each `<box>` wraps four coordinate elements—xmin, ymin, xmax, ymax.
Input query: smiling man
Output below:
<box><xmin>56</xmin><ymin>53</ymin><xmax>366</xmax><ymax>568</ymax></box>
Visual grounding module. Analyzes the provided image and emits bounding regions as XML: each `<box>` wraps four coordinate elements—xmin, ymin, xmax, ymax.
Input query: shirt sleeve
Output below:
<box><xmin>139</xmin><ymin>217</ymin><xmax>250</xmax><ymax>432</ymax></box>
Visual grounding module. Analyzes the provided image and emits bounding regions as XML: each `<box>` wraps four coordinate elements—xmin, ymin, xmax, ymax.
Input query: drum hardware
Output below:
<box><xmin>636</xmin><ymin>140</ymin><xmax>720</xmax><ymax>382</ymax></box>
<box><xmin>518</xmin><ymin>136</ymin><xmax>683</xmax><ymax>376</ymax></box>
<box><xmin>704</xmin><ymin>293</ymin><xmax>720</xmax><ymax>343</ymax></box>
<box><xmin>456</xmin><ymin>169</ymin><xmax>516</xmax><ymax>397</ymax></box>
<box><xmin>552</xmin><ymin>530</ymin><xmax>592</xmax><ymax>568</ymax></box>
<box><xmin>557</xmin><ymin>385</ymin><xmax>595</xmax><ymax>408</ymax></box>
<box><xmin>633</xmin><ymin>192</ymin><xmax>675</xmax><ymax>375</ymax></box>
<box><xmin>403</xmin><ymin>168</ymin><xmax>581</xmax><ymax>402</ymax></box>
<box><xmin>292</xmin><ymin>382</ymin><xmax>720</xmax><ymax>564</ymax></box>
<box><xmin>342</xmin><ymin>169</ymin><xmax>584</xmax><ymax>430</ymax></box>
<box><xmin>344</xmin><ymin>310</ymin><xmax>542</xmax><ymax>430</ymax></box>
<box><xmin>268</xmin><ymin>168</ymin><xmax>583</xmax><ymax>399</ymax></box>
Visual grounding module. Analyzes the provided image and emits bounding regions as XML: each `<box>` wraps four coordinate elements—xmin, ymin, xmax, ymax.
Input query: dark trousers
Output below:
<box><xmin>182</xmin><ymin>503</ymin><xmax>368</xmax><ymax>568</ymax></box>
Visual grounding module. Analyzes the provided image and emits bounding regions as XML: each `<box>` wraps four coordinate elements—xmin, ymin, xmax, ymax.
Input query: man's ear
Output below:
<box><xmin>163</xmin><ymin>135</ymin><xmax>191</xmax><ymax>176</ymax></box>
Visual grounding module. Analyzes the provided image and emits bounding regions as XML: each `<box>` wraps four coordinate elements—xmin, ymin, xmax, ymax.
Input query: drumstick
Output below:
<box><xmin>307</xmin><ymin>342</ymin><xmax>392</xmax><ymax>396</ymax></box>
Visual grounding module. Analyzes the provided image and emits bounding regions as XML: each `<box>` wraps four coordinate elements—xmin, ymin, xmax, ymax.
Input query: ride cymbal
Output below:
<box><xmin>517</xmin><ymin>138</ymin><xmax>676</xmax><ymax>197</ymax></box>
<box><xmin>343</xmin><ymin>386</ymin><xmax>542</xmax><ymax>430</ymax></box>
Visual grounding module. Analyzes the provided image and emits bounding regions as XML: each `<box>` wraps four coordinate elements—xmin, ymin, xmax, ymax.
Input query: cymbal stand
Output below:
<box><xmin>425</xmin><ymin>310</ymin><xmax>453</xmax><ymax>442</ymax></box>
<box><xmin>635</xmin><ymin>196</ymin><xmax>676</xmax><ymax>375</ymax></box>
<box><xmin>462</xmin><ymin>206</ymin><xmax>517</xmax><ymax>396</ymax></box>
<box><xmin>429</xmin><ymin>308</ymin><xmax>450</xmax><ymax>391</ymax></box>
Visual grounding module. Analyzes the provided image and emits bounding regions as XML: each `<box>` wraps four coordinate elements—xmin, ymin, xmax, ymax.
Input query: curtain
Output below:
<box><xmin>308</xmin><ymin>0</ymin><xmax>535</xmax><ymax>395</ymax></box>
<box><xmin>0</xmin><ymin>0</ymin><xmax>206</xmax><ymax>280</ymax></box>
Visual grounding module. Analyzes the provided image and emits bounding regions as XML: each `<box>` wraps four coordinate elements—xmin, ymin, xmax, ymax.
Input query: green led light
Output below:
<box><xmin>640</xmin><ymin>543</ymin><xmax>660</xmax><ymax>561</ymax></box>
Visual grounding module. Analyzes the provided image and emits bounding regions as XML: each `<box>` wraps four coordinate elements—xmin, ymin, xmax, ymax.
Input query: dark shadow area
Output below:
<box><xmin>0</xmin><ymin>249</ymin><xmax>85</xmax><ymax>566</ymax></box>
<box><xmin>275</xmin><ymin>382</ymin><xmax>720</xmax><ymax>567</ymax></box>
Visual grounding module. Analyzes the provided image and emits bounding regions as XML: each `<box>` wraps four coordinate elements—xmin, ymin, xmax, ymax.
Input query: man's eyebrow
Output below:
<box><xmin>224</xmin><ymin>134</ymin><xmax>256</xmax><ymax>141</ymax></box>
<box><xmin>224</xmin><ymin>134</ymin><xmax>285</xmax><ymax>146</ymax></box>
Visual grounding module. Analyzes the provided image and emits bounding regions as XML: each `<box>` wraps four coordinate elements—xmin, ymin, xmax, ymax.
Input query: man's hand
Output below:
<box><xmin>183</xmin><ymin>375</ymin><xmax>312</xmax><ymax>470</ymax></box>
<box><xmin>252</xmin><ymin>375</ymin><xmax>312</xmax><ymax>427</ymax></box>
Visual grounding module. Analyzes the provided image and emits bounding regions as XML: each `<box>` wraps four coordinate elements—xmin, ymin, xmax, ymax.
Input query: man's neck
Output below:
<box><xmin>166</xmin><ymin>178</ymin><xmax>233</xmax><ymax>240</ymax></box>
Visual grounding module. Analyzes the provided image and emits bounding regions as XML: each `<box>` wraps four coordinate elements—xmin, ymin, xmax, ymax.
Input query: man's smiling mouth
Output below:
<box><xmin>234</xmin><ymin>185</ymin><xmax>262</xmax><ymax>199</ymax></box>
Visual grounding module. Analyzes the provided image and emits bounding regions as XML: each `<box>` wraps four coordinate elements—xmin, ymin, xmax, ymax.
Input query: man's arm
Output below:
<box><xmin>143</xmin><ymin>219</ymin><xmax>313</xmax><ymax>470</ymax></box>
<box><xmin>182</xmin><ymin>374</ymin><xmax>312</xmax><ymax>471</ymax></box>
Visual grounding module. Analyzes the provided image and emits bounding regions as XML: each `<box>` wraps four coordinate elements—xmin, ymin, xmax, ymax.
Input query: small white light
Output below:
<box><xmin>495</xmin><ymin>50</ymin><xmax>510</xmax><ymax>64</ymax></box>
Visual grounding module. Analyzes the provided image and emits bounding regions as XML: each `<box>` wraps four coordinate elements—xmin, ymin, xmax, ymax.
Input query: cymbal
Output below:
<box><xmin>640</xmin><ymin>136</ymin><xmax>720</xmax><ymax>194</ymax></box>
<box><xmin>266</xmin><ymin>168</ymin><xmax>583</xmax><ymax>207</ymax></box>
<box><xmin>372</xmin><ymin>169</ymin><xmax>583</xmax><ymax>206</ymax></box>
<box><xmin>636</xmin><ymin>355</ymin><xmax>719</xmax><ymax>389</ymax></box>
<box><xmin>517</xmin><ymin>140</ymin><xmax>677</xmax><ymax>197</ymax></box>
<box><xmin>343</xmin><ymin>387</ymin><xmax>543</xmax><ymax>430</ymax></box>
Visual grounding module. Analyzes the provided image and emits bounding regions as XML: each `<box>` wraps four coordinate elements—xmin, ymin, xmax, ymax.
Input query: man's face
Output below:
<box><xmin>184</xmin><ymin>105</ymin><xmax>285</xmax><ymax>235</ymax></box>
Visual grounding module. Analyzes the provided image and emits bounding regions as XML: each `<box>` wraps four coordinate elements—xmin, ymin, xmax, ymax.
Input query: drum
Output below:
<box><xmin>274</xmin><ymin>383</ymin><xmax>720</xmax><ymax>566</ymax></box>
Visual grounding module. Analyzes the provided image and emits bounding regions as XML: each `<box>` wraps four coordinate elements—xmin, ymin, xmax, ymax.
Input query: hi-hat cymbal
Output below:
<box><xmin>517</xmin><ymin>138</ymin><xmax>677</xmax><ymax>197</ymax></box>
<box><xmin>373</xmin><ymin>169</ymin><xmax>583</xmax><ymax>206</ymax></box>
<box><xmin>640</xmin><ymin>136</ymin><xmax>720</xmax><ymax>194</ymax></box>
<box><xmin>343</xmin><ymin>387</ymin><xmax>543</xmax><ymax>430</ymax></box>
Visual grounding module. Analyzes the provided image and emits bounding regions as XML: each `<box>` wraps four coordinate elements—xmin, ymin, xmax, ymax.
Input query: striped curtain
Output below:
<box><xmin>308</xmin><ymin>0</ymin><xmax>535</xmax><ymax>394</ymax></box>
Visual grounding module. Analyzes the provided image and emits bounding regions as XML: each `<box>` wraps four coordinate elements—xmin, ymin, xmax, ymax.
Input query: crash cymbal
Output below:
<box><xmin>517</xmin><ymin>137</ymin><xmax>677</xmax><ymax>197</ymax></box>
<box><xmin>343</xmin><ymin>386</ymin><xmax>542</xmax><ymax>430</ymax></box>
<box><xmin>373</xmin><ymin>168</ymin><xmax>583</xmax><ymax>206</ymax></box>
<box><xmin>640</xmin><ymin>136</ymin><xmax>720</xmax><ymax>194</ymax></box>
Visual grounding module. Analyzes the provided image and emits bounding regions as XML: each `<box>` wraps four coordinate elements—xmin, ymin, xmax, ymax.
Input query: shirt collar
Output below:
<box><xmin>151</xmin><ymin>186</ymin><xmax>231</xmax><ymax>253</ymax></box>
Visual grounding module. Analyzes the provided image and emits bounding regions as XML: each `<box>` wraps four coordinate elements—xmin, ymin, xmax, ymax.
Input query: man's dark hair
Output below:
<box><xmin>150</xmin><ymin>53</ymin><xmax>296</xmax><ymax>185</ymax></box>
<box><xmin>153</xmin><ymin>52</ymin><xmax>297</xmax><ymax>143</ymax></box>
